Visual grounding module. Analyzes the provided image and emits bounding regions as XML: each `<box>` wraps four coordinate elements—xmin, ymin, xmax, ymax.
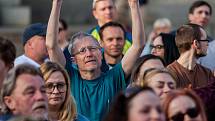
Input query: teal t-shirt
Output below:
<box><xmin>66</xmin><ymin>63</ymin><xmax>126</xmax><ymax>121</ymax></box>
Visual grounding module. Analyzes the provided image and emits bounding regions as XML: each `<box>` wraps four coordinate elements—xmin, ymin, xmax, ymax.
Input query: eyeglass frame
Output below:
<box><xmin>72</xmin><ymin>45</ymin><xmax>101</xmax><ymax>56</ymax></box>
<box><xmin>45</xmin><ymin>82</ymin><xmax>67</xmax><ymax>94</ymax></box>
<box><xmin>150</xmin><ymin>44</ymin><xmax>164</xmax><ymax>50</ymax></box>
<box><xmin>197</xmin><ymin>39</ymin><xmax>209</xmax><ymax>42</ymax></box>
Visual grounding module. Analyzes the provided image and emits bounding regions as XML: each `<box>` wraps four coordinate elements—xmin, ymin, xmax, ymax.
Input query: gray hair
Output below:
<box><xmin>153</xmin><ymin>18</ymin><xmax>172</xmax><ymax>29</ymax></box>
<box><xmin>68</xmin><ymin>31</ymin><xmax>100</xmax><ymax>56</ymax></box>
<box><xmin>0</xmin><ymin>64</ymin><xmax>43</xmax><ymax>114</ymax></box>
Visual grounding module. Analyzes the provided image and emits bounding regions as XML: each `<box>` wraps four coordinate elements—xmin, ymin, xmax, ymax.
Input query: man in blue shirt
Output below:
<box><xmin>46</xmin><ymin>0</ymin><xmax>145</xmax><ymax>121</ymax></box>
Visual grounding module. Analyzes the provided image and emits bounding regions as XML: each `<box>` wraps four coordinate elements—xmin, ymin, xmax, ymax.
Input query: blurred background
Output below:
<box><xmin>0</xmin><ymin>0</ymin><xmax>215</xmax><ymax>55</ymax></box>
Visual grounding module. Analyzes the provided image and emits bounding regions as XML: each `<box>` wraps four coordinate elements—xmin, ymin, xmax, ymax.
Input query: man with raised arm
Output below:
<box><xmin>46</xmin><ymin>0</ymin><xmax>144</xmax><ymax>121</ymax></box>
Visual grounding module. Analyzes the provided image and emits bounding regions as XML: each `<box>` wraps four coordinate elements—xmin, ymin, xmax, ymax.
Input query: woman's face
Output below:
<box><xmin>136</xmin><ymin>59</ymin><xmax>164</xmax><ymax>85</ymax></box>
<box><xmin>146</xmin><ymin>73</ymin><xmax>176</xmax><ymax>101</ymax></box>
<box><xmin>128</xmin><ymin>91</ymin><xmax>165</xmax><ymax>121</ymax></box>
<box><xmin>168</xmin><ymin>95</ymin><xmax>202</xmax><ymax>121</ymax></box>
<box><xmin>151</xmin><ymin>36</ymin><xmax>165</xmax><ymax>59</ymax></box>
<box><xmin>45</xmin><ymin>71</ymin><xmax>67</xmax><ymax>108</ymax></box>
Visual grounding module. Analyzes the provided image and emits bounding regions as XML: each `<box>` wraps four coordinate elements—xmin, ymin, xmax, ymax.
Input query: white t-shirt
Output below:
<box><xmin>15</xmin><ymin>54</ymin><xmax>40</xmax><ymax>67</ymax></box>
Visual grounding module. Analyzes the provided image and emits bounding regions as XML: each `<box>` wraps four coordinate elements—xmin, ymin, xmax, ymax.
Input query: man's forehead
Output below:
<box><xmin>93</xmin><ymin>0</ymin><xmax>114</xmax><ymax>9</ymax></box>
<box><xmin>74</xmin><ymin>37</ymin><xmax>98</xmax><ymax>47</ymax></box>
<box><xmin>16</xmin><ymin>74</ymin><xmax>44</xmax><ymax>88</ymax></box>
<box><xmin>194</xmin><ymin>5</ymin><xmax>210</xmax><ymax>12</ymax></box>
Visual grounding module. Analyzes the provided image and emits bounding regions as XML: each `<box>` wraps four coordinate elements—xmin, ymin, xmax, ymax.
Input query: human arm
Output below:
<box><xmin>121</xmin><ymin>0</ymin><xmax>145</xmax><ymax>78</ymax></box>
<box><xmin>46</xmin><ymin>0</ymin><xmax>66</xmax><ymax>66</ymax></box>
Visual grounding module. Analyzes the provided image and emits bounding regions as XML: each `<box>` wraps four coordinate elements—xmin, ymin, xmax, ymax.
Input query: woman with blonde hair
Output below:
<box><xmin>131</xmin><ymin>67</ymin><xmax>176</xmax><ymax>101</ymax></box>
<box><xmin>40</xmin><ymin>62</ymin><xmax>89</xmax><ymax>121</ymax></box>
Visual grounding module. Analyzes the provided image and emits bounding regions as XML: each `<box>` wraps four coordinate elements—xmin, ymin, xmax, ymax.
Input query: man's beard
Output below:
<box><xmin>195</xmin><ymin>51</ymin><xmax>207</xmax><ymax>58</ymax></box>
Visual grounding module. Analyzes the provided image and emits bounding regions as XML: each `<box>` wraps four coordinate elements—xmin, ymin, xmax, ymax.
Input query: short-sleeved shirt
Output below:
<box><xmin>167</xmin><ymin>61</ymin><xmax>215</xmax><ymax>88</ymax></box>
<box><xmin>75</xmin><ymin>114</ymin><xmax>90</xmax><ymax>121</ymax></box>
<box><xmin>15</xmin><ymin>55</ymin><xmax>40</xmax><ymax>67</ymax></box>
<box><xmin>66</xmin><ymin>63</ymin><xmax>126</xmax><ymax>121</ymax></box>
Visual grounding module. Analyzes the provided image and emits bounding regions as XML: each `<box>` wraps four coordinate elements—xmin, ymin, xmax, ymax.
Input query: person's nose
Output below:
<box><xmin>85</xmin><ymin>48</ymin><xmax>94</xmax><ymax>56</ymax></box>
<box><xmin>105</xmin><ymin>8</ymin><xmax>111</xmax><ymax>15</ymax></box>
<box><xmin>151</xmin><ymin>48</ymin><xmax>156</xmax><ymax>54</ymax></box>
<box><xmin>52</xmin><ymin>86</ymin><xmax>60</xmax><ymax>94</ymax></box>
<box><xmin>201</xmin><ymin>11</ymin><xmax>208</xmax><ymax>19</ymax></box>
<box><xmin>112</xmin><ymin>39</ymin><xmax>118</xmax><ymax>46</ymax></box>
<box><xmin>150</xmin><ymin>108</ymin><xmax>161</xmax><ymax>121</ymax></box>
<box><xmin>163</xmin><ymin>84</ymin><xmax>171</xmax><ymax>94</ymax></box>
<box><xmin>35</xmin><ymin>90</ymin><xmax>46</xmax><ymax>101</ymax></box>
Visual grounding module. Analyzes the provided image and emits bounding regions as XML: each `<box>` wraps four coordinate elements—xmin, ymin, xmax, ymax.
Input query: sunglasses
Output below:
<box><xmin>170</xmin><ymin>107</ymin><xmax>199</xmax><ymax>121</ymax></box>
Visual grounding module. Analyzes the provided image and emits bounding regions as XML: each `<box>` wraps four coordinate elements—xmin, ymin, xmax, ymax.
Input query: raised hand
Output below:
<box><xmin>128</xmin><ymin>0</ymin><xmax>139</xmax><ymax>7</ymax></box>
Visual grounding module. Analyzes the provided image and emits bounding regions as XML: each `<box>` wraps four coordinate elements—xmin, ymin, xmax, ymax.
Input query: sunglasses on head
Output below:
<box><xmin>170</xmin><ymin>107</ymin><xmax>199</xmax><ymax>121</ymax></box>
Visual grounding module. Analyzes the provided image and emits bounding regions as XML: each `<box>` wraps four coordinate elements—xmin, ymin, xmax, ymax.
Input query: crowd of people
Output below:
<box><xmin>0</xmin><ymin>0</ymin><xmax>215</xmax><ymax>121</ymax></box>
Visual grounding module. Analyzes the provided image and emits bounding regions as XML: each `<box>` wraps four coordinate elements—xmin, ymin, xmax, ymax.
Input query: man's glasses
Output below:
<box><xmin>150</xmin><ymin>45</ymin><xmax>164</xmax><ymax>50</ymax></box>
<box><xmin>170</xmin><ymin>107</ymin><xmax>199</xmax><ymax>121</ymax></box>
<box><xmin>45</xmin><ymin>82</ymin><xmax>67</xmax><ymax>93</ymax></box>
<box><xmin>198</xmin><ymin>39</ymin><xmax>209</xmax><ymax>42</ymax></box>
<box><xmin>73</xmin><ymin>46</ymin><xmax>101</xmax><ymax>56</ymax></box>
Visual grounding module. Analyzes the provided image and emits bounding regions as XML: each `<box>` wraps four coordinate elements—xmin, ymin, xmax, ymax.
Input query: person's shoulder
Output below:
<box><xmin>197</xmin><ymin>63</ymin><xmax>213</xmax><ymax>73</ymax></box>
<box><xmin>167</xmin><ymin>60</ymin><xmax>178</xmax><ymax>68</ymax></box>
<box><xmin>75</xmin><ymin>114</ymin><xmax>90</xmax><ymax>121</ymax></box>
<box><xmin>0</xmin><ymin>113</ymin><xmax>13</xmax><ymax>121</ymax></box>
<box><xmin>107</xmin><ymin>63</ymin><xmax>123</xmax><ymax>72</ymax></box>
<box><xmin>87</xmin><ymin>25</ymin><xmax>100</xmax><ymax>34</ymax></box>
<box><xmin>14</xmin><ymin>55</ymin><xmax>27</xmax><ymax>65</ymax></box>
<box><xmin>125</xmin><ymin>31</ymin><xmax>132</xmax><ymax>41</ymax></box>
<box><xmin>207</xmin><ymin>35</ymin><xmax>214</xmax><ymax>42</ymax></box>
<box><xmin>15</xmin><ymin>54</ymin><xmax>25</xmax><ymax>60</ymax></box>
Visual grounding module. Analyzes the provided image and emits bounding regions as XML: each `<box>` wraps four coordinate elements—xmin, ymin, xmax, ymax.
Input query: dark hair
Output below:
<box><xmin>104</xmin><ymin>86</ymin><xmax>154</xmax><ymax>121</ymax></box>
<box><xmin>163</xmin><ymin>89</ymin><xmax>207</xmax><ymax>121</ymax></box>
<box><xmin>159</xmin><ymin>33</ymin><xmax>180</xmax><ymax>65</ymax></box>
<box><xmin>0</xmin><ymin>37</ymin><xmax>16</xmax><ymax>67</ymax></box>
<box><xmin>59</xmin><ymin>19</ymin><xmax>68</xmax><ymax>30</ymax></box>
<box><xmin>189</xmin><ymin>0</ymin><xmax>212</xmax><ymax>15</ymax></box>
<box><xmin>130</xmin><ymin>54</ymin><xmax>165</xmax><ymax>83</ymax></box>
<box><xmin>99</xmin><ymin>22</ymin><xmax>126</xmax><ymax>40</ymax></box>
<box><xmin>175</xmin><ymin>23</ymin><xmax>203</xmax><ymax>53</ymax></box>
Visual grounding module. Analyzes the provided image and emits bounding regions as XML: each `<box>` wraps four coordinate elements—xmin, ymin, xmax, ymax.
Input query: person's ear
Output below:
<box><xmin>188</xmin><ymin>13</ymin><xmax>194</xmax><ymax>23</ymax></box>
<box><xmin>26</xmin><ymin>38</ymin><xmax>34</xmax><ymax>48</ymax></box>
<box><xmin>4</xmin><ymin>96</ymin><xmax>15</xmax><ymax>111</ymax></box>
<box><xmin>100</xmin><ymin>41</ymin><xmax>104</xmax><ymax>48</ymax></box>
<box><xmin>193</xmin><ymin>39</ymin><xmax>200</xmax><ymax>49</ymax></box>
<box><xmin>92</xmin><ymin>8</ymin><xmax>98</xmax><ymax>19</ymax></box>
